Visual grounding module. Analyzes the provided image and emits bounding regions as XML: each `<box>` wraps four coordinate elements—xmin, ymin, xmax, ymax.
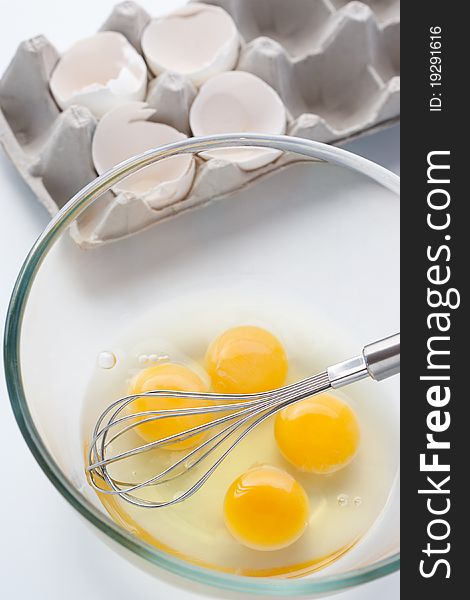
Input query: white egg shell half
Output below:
<box><xmin>92</xmin><ymin>102</ymin><xmax>195</xmax><ymax>209</ymax></box>
<box><xmin>142</xmin><ymin>3</ymin><xmax>239</xmax><ymax>86</ymax></box>
<box><xmin>189</xmin><ymin>71</ymin><xmax>287</xmax><ymax>171</ymax></box>
<box><xmin>50</xmin><ymin>31</ymin><xmax>147</xmax><ymax>119</ymax></box>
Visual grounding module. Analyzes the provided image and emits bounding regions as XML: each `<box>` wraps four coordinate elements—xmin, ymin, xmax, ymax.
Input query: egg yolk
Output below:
<box><xmin>129</xmin><ymin>362</ymin><xmax>210</xmax><ymax>450</ymax></box>
<box><xmin>274</xmin><ymin>394</ymin><xmax>360</xmax><ymax>474</ymax></box>
<box><xmin>205</xmin><ymin>326</ymin><xmax>288</xmax><ymax>394</ymax></box>
<box><xmin>223</xmin><ymin>465</ymin><xmax>309</xmax><ymax>551</ymax></box>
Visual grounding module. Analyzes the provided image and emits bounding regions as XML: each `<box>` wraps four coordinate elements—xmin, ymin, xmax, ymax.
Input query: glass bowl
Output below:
<box><xmin>4</xmin><ymin>134</ymin><xmax>399</xmax><ymax>597</ymax></box>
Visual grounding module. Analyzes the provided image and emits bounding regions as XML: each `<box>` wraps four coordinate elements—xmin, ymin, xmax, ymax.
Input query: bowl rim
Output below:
<box><xmin>4</xmin><ymin>133</ymin><xmax>400</xmax><ymax>596</ymax></box>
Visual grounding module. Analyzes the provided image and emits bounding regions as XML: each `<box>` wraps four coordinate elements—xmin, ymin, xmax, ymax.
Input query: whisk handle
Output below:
<box><xmin>327</xmin><ymin>333</ymin><xmax>400</xmax><ymax>388</ymax></box>
<box><xmin>363</xmin><ymin>333</ymin><xmax>400</xmax><ymax>381</ymax></box>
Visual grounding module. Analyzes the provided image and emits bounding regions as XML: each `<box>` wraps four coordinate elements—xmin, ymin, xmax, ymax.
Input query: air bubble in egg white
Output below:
<box><xmin>139</xmin><ymin>353</ymin><xmax>172</xmax><ymax>364</ymax></box>
<box><xmin>97</xmin><ymin>351</ymin><xmax>117</xmax><ymax>369</ymax></box>
<box><xmin>138</xmin><ymin>352</ymin><xmax>171</xmax><ymax>365</ymax></box>
<box><xmin>138</xmin><ymin>354</ymin><xmax>149</xmax><ymax>365</ymax></box>
<box><xmin>337</xmin><ymin>494</ymin><xmax>349</xmax><ymax>507</ymax></box>
<box><xmin>353</xmin><ymin>496</ymin><xmax>363</xmax><ymax>507</ymax></box>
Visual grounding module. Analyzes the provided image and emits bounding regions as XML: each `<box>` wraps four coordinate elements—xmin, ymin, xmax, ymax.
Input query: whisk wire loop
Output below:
<box><xmin>86</xmin><ymin>333</ymin><xmax>400</xmax><ymax>508</ymax></box>
<box><xmin>87</xmin><ymin>372</ymin><xmax>331</xmax><ymax>507</ymax></box>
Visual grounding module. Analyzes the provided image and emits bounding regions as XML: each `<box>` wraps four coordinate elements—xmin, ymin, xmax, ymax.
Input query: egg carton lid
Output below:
<box><xmin>0</xmin><ymin>0</ymin><xmax>400</xmax><ymax>249</ymax></box>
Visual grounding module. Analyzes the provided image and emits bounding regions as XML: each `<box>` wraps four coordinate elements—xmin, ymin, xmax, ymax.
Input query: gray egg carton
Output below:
<box><xmin>0</xmin><ymin>0</ymin><xmax>399</xmax><ymax>248</ymax></box>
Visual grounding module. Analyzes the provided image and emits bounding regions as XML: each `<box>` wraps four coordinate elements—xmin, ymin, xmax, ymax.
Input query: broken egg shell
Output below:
<box><xmin>189</xmin><ymin>71</ymin><xmax>286</xmax><ymax>171</ymax></box>
<box><xmin>141</xmin><ymin>3</ymin><xmax>240</xmax><ymax>87</ymax></box>
<box><xmin>49</xmin><ymin>31</ymin><xmax>147</xmax><ymax>119</ymax></box>
<box><xmin>92</xmin><ymin>101</ymin><xmax>195</xmax><ymax>209</ymax></box>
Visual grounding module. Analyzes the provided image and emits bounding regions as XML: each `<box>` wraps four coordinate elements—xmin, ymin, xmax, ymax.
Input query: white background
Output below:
<box><xmin>0</xmin><ymin>1</ymin><xmax>400</xmax><ymax>597</ymax></box>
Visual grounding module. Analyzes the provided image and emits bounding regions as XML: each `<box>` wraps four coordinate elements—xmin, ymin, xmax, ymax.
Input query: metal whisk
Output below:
<box><xmin>87</xmin><ymin>333</ymin><xmax>400</xmax><ymax>508</ymax></box>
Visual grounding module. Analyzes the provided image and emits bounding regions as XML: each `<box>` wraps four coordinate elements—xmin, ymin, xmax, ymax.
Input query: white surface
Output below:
<box><xmin>0</xmin><ymin>0</ymin><xmax>399</xmax><ymax>597</ymax></box>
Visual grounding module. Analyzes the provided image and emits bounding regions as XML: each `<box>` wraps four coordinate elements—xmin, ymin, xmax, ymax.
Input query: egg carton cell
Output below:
<box><xmin>0</xmin><ymin>0</ymin><xmax>400</xmax><ymax>248</ymax></box>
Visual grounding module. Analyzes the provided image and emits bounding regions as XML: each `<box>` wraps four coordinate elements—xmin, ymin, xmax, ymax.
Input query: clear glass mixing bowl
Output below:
<box><xmin>4</xmin><ymin>134</ymin><xmax>399</xmax><ymax>597</ymax></box>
